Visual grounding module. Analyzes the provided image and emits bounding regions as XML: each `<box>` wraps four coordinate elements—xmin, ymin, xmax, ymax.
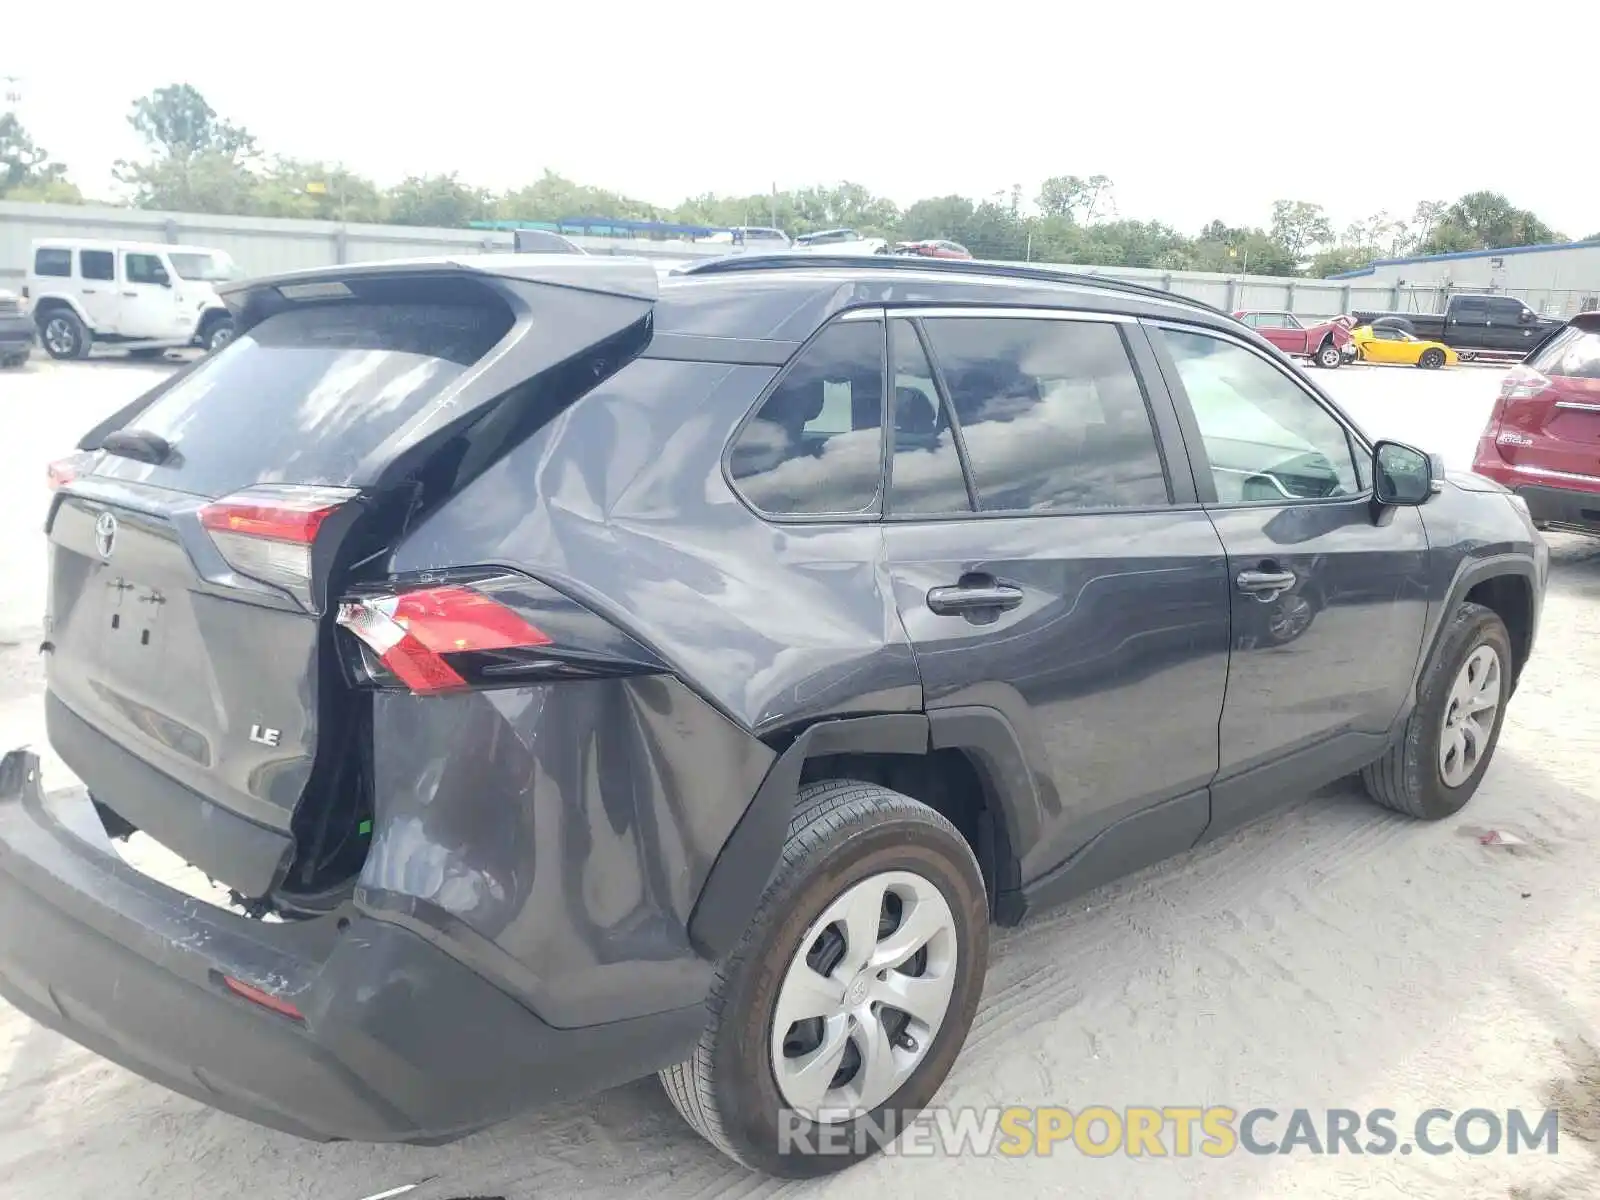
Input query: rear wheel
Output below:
<box><xmin>1316</xmin><ymin>340</ymin><xmax>1342</xmax><ymax>369</ymax></box>
<box><xmin>661</xmin><ymin>779</ymin><xmax>988</xmax><ymax>1177</ymax></box>
<box><xmin>1361</xmin><ymin>602</ymin><xmax>1511</xmax><ymax>820</ymax></box>
<box><xmin>39</xmin><ymin>310</ymin><xmax>90</xmax><ymax>360</ymax></box>
<box><xmin>1418</xmin><ymin>348</ymin><xmax>1446</xmax><ymax>370</ymax></box>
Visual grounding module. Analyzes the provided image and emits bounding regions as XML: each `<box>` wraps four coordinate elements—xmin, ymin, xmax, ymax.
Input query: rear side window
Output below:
<box><xmin>919</xmin><ymin>317</ymin><xmax>1170</xmax><ymax>512</ymax></box>
<box><xmin>95</xmin><ymin>301</ymin><xmax>513</xmax><ymax>497</ymax></box>
<box><xmin>729</xmin><ymin>319</ymin><xmax>884</xmax><ymax>516</ymax></box>
<box><xmin>889</xmin><ymin>319</ymin><xmax>969</xmax><ymax>516</ymax></box>
<box><xmin>1530</xmin><ymin>324</ymin><xmax>1600</xmax><ymax>380</ymax></box>
<box><xmin>34</xmin><ymin>248</ymin><xmax>71</xmax><ymax>277</ymax></box>
<box><xmin>80</xmin><ymin>250</ymin><xmax>114</xmax><ymax>282</ymax></box>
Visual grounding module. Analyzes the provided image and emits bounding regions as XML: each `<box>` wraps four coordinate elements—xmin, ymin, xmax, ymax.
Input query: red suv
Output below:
<box><xmin>1472</xmin><ymin>312</ymin><xmax>1600</xmax><ymax>534</ymax></box>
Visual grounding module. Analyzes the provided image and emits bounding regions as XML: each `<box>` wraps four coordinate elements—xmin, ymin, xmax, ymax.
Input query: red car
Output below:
<box><xmin>893</xmin><ymin>239</ymin><xmax>973</xmax><ymax>259</ymax></box>
<box><xmin>1471</xmin><ymin>311</ymin><xmax>1600</xmax><ymax>535</ymax></box>
<box><xmin>1233</xmin><ymin>310</ymin><xmax>1351</xmax><ymax>369</ymax></box>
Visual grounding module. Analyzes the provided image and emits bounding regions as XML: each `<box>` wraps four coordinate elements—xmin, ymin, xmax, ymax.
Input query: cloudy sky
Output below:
<box><xmin>7</xmin><ymin>0</ymin><xmax>1597</xmax><ymax>237</ymax></box>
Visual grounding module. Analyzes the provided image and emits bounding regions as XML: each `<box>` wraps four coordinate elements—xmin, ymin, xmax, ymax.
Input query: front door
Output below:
<box><xmin>1256</xmin><ymin>314</ymin><xmax>1309</xmax><ymax>357</ymax></box>
<box><xmin>118</xmin><ymin>251</ymin><xmax>189</xmax><ymax>341</ymax></box>
<box><xmin>1151</xmin><ymin>324</ymin><xmax>1431</xmax><ymax>839</ymax></box>
<box><xmin>881</xmin><ymin>311</ymin><xmax>1232</xmax><ymax>888</ymax></box>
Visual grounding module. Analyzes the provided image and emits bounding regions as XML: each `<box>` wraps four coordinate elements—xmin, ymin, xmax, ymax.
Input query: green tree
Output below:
<box><xmin>252</xmin><ymin>160</ymin><xmax>384</xmax><ymax>222</ymax></box>
<box><xmin>1036</xmin><ymin>174</ymin><xmax>1113</xmax><ymax>223</ymax></box>
<box><xmin>384</xmin><ymin>173</ymin><xmax>492</xmax><ymax>227</ymax></box>
<box><xmin>0</xmin><ymin>113</ymin><xmax>78</xmax><ymax>200</ymax></box>
<box><xmin>500</xmin><ymin>170</ymin><xmax>660</xmax><ymax>224</ymax></box>
<box><xmin>1421</xmin><ymin>191</ymin><xmax>1562</xmax><ymax>253</ymax></box>
<box><xmin>116</xmin><ymin>83</ymin><xmax>259</xmax><ymax>213</ymax></box>
<box><xmin>1268</xmin><ymin>200</ymin><xmax>1334</xmax><ymax>266</ymax></box>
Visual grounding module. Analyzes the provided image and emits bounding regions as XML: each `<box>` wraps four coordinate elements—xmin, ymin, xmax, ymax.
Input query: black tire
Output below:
<box><xmin>1316</xmin><ymin>340</ymin><xmax>1342</xmax><ymax>369</ymax></box>
<box><xmin>38</xmin><ymin>309</ymin><xmax>90</xmax><ymax>360</ymax></box>
<box><xmin>1361</xmin><ymin>602</ymin><xmax>1512</xmax><ymax>820</ymax></box>
<box><xmin>1459</xmin><ymin>350</ymin><xmax>1477</xmax><ymax>363</ymax></box>
<box><xmin>200</xmin><ymin>315</ymin><xmax>235</xmax><ymax>353</ymax></box>
<box><xmin>1418</xmin><ymin>348</ymin><xmax>1446</xmax><ymax>370</ymax></box>
<box><xmin>660</xmin><ymin>779</ymin><xmax>988</xmax><ymax>1177</ymax></box>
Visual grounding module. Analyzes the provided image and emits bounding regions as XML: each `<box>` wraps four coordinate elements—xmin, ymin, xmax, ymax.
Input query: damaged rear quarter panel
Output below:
<box><xmin>365</xmin><ymin>357</ymin><xmax>921</xmax><ymax>1027</ymax></box>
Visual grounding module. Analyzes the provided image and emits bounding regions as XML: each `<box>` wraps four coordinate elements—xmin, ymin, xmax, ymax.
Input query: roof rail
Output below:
<box><xmin>678</xmin><ymin>253</ymin><xmax>1223</xmax><ymax>314</ymax></box>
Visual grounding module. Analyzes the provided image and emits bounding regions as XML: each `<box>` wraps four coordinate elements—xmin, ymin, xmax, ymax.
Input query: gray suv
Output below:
<box><xmin>0</xmin><ymin>253</ymin><xmax>1547</xmax><ymax>1178</ymax></box>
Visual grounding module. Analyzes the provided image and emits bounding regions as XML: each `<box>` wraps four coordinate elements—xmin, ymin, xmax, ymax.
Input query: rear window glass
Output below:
<box><xmin>1529</xmin><ymin>324</ymin><xmax>1600</xmax><ymax>381</ymax></box>
<box><xmin>34</xmin><ymin>248</ymin><xmax>71</xmax><ymax>277</ymax></box>
<box><xmin>95</xmin><ymin>301</ymin><xmax>512</xmax><ymax>497</ymax></box>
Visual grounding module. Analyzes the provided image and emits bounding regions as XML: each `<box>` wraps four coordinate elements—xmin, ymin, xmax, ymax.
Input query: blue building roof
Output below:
<box><xmin>1327</xmin><ymin>237</ymin><xmax>1600</xmax><ymax>280</ymax></box>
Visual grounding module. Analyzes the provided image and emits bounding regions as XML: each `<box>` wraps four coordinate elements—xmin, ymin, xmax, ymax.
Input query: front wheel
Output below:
<box><xmin>200</xmin><ymin>316</ymin><xmax>235</xmax><ymax>353</ymax></box>
<box><xmin>1418</xmin><ymin>348</ymin><xmax>1446</xmax><ymax>370</ymax></box>
<box><xmin>1316</xmin><ymin>340</ymin><xmax>1342</xmax><ymax>369</ymax></box>
<box><xmin>1361</xmin><ymin>602</ymin><xmax>1512</xmax><ymax>820</ymax></box>
<box><xmin>38</xmin><ymin>310</ymin><xmax>90</xmax><ymax>360</ymax></box>
<box><xmin>661</xmin><ymin>779</ymin><xmax>988</xmax><ymax>1177</ymax></box>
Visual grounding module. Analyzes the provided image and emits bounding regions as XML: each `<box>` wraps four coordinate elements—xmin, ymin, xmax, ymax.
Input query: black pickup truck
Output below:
<box><xmin>1351</xmin><ymin>293</ymin><xmax>1565</xmax><ymax>359</ymax></box>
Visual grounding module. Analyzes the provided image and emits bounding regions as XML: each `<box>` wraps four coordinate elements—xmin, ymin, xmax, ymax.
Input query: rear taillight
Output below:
<box><xmin>47</xmin><ymin>450</ymin><xmax>102</xmax><ymax>491</ymax></box>
<box><xmin>1501</xmin><ymin>365</ymin><xmax>1551</xmax><ymax>401</ymax></box>
<box><xmin>198</xmin><ymin>484</ymin><xmax>357</xmax><ymax>608</ymax></box>
<box><xmin>336</xmin><ymin>572</ymin><xmax>665</xmax><ymax>696</ymax></box>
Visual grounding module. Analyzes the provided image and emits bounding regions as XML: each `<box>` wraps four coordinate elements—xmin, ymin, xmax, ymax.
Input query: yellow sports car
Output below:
<box><xmin>1350</xmin><ymin>324</ymin><xmax>1459</xmax><ymax>369</ymax></box>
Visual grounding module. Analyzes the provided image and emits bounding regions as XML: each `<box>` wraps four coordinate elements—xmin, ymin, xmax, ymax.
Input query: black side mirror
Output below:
<box><xmin>1373</xmin><ymin>440</ymin><xmax>1435</xmax><ymax>506</ymax></box>
<box><xmin>1518</xmin><ymin>308</ymin><xmax>1534</xmax><ymax>323</ymax></box>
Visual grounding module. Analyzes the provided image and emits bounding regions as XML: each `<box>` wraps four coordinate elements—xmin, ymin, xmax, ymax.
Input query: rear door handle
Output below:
<box><xmin>122</xmin><ymin>291</ymin><xmax>138</xmax><ymax>298</ymax></box>
<box><xmin>1237</xmin><ymin>569</ymin><xmax>1296</xmax><ymax>596</ymax></box>
<box><xmin>927</xmin><ymin>579</ymin><xmax>1024</xmax><ymax>616</ymax></box>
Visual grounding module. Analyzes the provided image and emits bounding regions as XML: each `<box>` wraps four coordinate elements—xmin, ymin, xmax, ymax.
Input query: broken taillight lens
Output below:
<box><xmin>336</xmin><ymin>572</ymin><xmax>666</xmax><ymax>696</ymax></box>
<box><xmin>198</xmin><ymin>484</ymin><xmax>357</xmax><ymax>608</ymax></box>
<box><xmin>337</xmin><ymin>583</ymin><xmax>552</xmax><ymax>694</ymax></box>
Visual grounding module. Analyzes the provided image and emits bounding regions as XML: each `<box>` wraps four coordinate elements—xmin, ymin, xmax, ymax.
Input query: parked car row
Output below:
<box><xmin>708</xmin><ymin>227</ymin><xmax>972</xmax><ymax>259</ymax></box>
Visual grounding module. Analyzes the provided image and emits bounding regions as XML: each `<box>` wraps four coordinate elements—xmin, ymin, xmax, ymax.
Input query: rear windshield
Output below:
<box><xmin>95</xmin><ymin>301</ymin><xmax>512</xmax><ymax>497</ymax></box>
<box><xmin>1528</xmin><ymin>324</ymin><xmax>1600</xmax><ymax>381</ymax></box>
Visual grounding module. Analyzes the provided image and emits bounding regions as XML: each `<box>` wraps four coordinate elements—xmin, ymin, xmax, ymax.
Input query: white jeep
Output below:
<box><xmin>27</xmin><ymin>238</ymin><xmax>241</xmax><ymax>361</ymax></box>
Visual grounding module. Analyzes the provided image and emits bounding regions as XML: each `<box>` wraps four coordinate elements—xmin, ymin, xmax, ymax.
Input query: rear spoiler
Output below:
<box><xmin>217</xmin><ymin>254</ymin><xmax>660</xmax><ymax>338</ymax></box>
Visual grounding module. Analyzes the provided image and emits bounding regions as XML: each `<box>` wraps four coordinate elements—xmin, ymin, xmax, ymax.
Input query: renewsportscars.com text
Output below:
<box><xmin>778</xmin><ymin>1105</ymin><xmax>1563</xmax><ymax>1158</ymax></box>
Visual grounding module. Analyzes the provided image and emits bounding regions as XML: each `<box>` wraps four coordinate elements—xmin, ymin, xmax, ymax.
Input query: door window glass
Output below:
<box><xmin>33</xmin><ymin>248</ymin><xmax>71</xmax><ymax>277</ymax></box>
<box><xmin>1160</xmin><ymin>328</ymin><xmax>1363</xmax><ymax>502</ymax></box>
<box><xmin>124</xmin><ymin>253</ymin><xmax>170</xmax><ymax>286</ymax></box>
<box><xmin>729</xmin><ymin>319</ymin><xmax>885</xmax><ymax>516</ymax></box>
<box><xmin>79</xmin><ymin>250</ymin><xmax>115</xmax><ymax>281</ymax></box>
<box><xmin>921</xmin><ymin>316</ymin><xmax>1170</xmax><ymax>512</ymax></box>
<box><xmin>1529</xmin><ymin>325</ymin><xmax>1600</xmax><ymax>380</ymax></box>
<box><xmin>889</xmin><ymin>319</ymin><xmax>970</xmax><ymax>516</ymax></box>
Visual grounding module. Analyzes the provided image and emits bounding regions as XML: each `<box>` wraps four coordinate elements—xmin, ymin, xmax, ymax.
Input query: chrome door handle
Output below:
<box><xmin>927</xmin><ymin>582</ymin><xmax>1024</xmax><ymax>616</ymax></box>
<box><xmin>1237</xmin><ymin>569</ymin><xmax>1296</xmax><ymax>597</ymax></box>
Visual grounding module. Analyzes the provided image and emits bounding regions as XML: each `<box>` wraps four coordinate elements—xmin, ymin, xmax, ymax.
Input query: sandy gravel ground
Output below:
<box><xmin>1</xmin><ymin>355</ymin><xmax>1597</xmax><ymax>1200</ymax></box>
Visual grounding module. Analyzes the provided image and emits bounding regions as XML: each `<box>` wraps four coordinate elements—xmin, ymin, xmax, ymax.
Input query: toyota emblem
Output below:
<box><xmin>94</xmin><ymin>511</ymin><xmax>118</xmax><ymax>560</ymax></box>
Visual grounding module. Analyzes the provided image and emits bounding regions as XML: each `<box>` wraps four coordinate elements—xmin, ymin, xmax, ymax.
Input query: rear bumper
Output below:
<box><xmin>1472</xmin><ymin>454</ymin><xmax>1600</xmax><ymax>535</ymax></box>
<box><xmin>0</xmin><ymin>748</ymin><xmax>705</xmax><ymax>1144</ymax></box>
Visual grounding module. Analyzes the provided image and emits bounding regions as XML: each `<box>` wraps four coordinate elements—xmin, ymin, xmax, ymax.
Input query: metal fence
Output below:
<box><xmin>9</xmin><ymin>199</ymin><xmax>1584</xmax><ymax>320</ymax></box>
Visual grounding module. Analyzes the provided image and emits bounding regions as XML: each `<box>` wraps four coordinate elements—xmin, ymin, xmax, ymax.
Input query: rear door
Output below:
<box><xmin>46</xmin><ymin>265</ymin><xmax>653</xmax><ymax>896</ymax></box>
<box><xmin>75</xmin><ymin>249</ymin><xmax>121</xmax><ymax>333</ymax></box>
<box><xmin>1150</xmin><ymin>323</ymin><xmax>1430</xmax><ymax>840</ymax></box>
<box><xmin>881</xmin><ymin>309</ymin><xmax>1231</xmax><ymax>887</ymax></box>
<box><xmin>1447</xmin><ymin>295</ymin><xmax>1488</xmax><ymax>349</ymax></box>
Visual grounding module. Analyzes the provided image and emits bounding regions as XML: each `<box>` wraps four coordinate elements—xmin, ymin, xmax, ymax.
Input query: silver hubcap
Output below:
<box><xmin>45</xmin><ymin>318</ymin><xmax>75</xmax><ymax>355</ymax></box>
<box><xmin>770</xmin><ymin>870</ymin><xmax>958</xmax><ymax>1123</ymax></box>
<box><xmin>1439</xmin><ymin>645</ymin><xmax>1502</xmax><ymax>788</ymax></box>
<box><xmin>208</xmin><ymin>325</ymin><xmax>233</xmax><ymax>350</ymax></box>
